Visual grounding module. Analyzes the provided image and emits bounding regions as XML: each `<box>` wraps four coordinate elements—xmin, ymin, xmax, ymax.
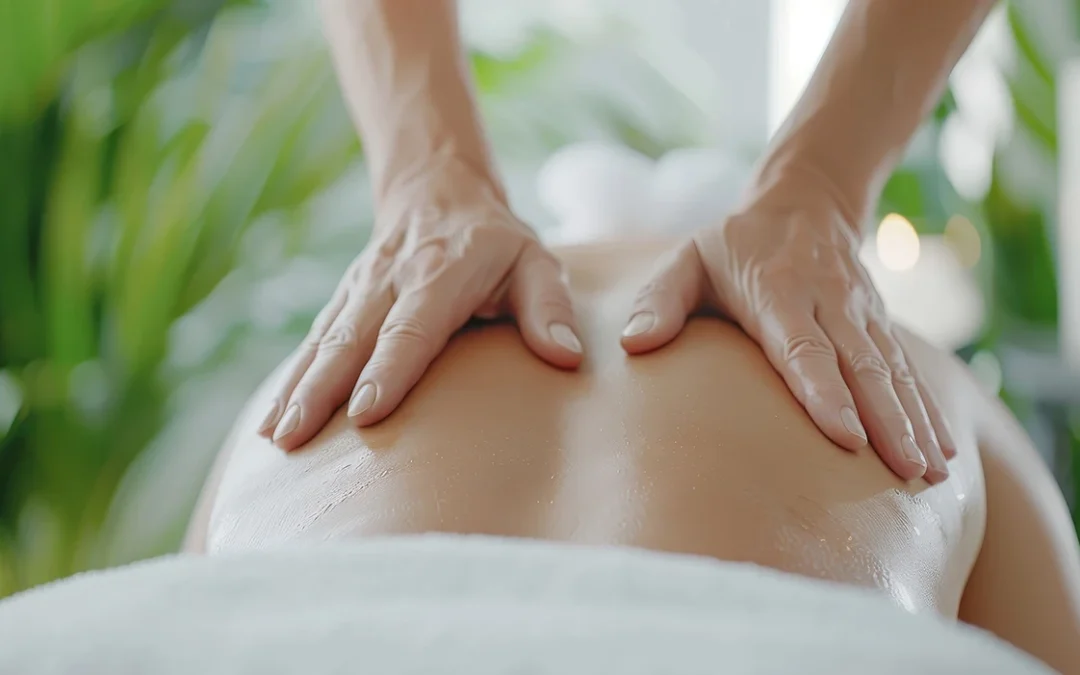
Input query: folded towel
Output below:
<box><xmin>0</xmin><ymin>534</ymin><xmax>1053</xmax><ymax>674</ymax></box>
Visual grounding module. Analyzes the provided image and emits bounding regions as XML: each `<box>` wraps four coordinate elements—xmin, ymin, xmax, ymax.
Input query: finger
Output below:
<box><xmin>621</xmin><ymin>242</ymin><xmax>705</xmax><ymax>354</ymax></box>
<box><xmin>821</xmin><ymin>312</ymin><xmax>926</xmax><ymax>481</ymax></box>
<box><xmin>914</xmin><ymin>370</ymin><xmax>958</xmax><ymax>460</ymax></box>
<box><xmin>256</xmin><ymin>288</ymin><xmax>348</xmax><ymax>438</ymax></box>
<box><xmin>753</xmin><ymin>305</ymin><xmax>868</xmax><ymax>453</ymax></box>
<box><xmin>509</xmin><ymin>243</ymin><xmax>584</xmax><ymax>369</ymax></box>
<box><xmin>868</xmin><ymin>322</ymin><xmax>949</xmax><ymax>483</ymax></box>
<box><xmin>271</xmin><ymin>286</ymin><xmax>394</xmax><ymax>451</ymax></box>
<box><xmin>348</xmin><ymin>280</ymin><xmax>476</xmax><ymax>428</ymax></box>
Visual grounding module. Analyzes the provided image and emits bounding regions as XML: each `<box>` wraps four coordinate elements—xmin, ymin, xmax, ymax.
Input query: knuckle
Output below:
<box><xmin>403</xmin><ymin>237</ymin><xmax>451</xmax><ymax>279</ymax></box>
<box><xmin>890</xmin><ymin>363</ymin><xmax>917</xmax><ymax>388</ymax></box>
<box><xmin>372</xmin><ymin>227</ymin><xmax>407</xmax><ymax>265</ymax></box>
<box><xmin>848</xmin><ymin>350</ymin><xmax>892</xmax><ymax>383</ymax></box>
<box><xmin>379</xmin><ymin>315</ymin><xmax>434</xmax><ymax>350</ymax></box>
<box><xmin>300</xmin><ymin>330</ymin><xmax>324</xmax><ymax>351</ymax></box>
<box><xmin>781</xmin><ymin>333</ymin><xmax>835</xmax><ymax>363</ymax></box>
<box><xmin>805</xmin><ymin>379</ymin><xmax>852</xmax><ymax>404</ymax></box>
<box><xmin>308</xmin><ymin>305</ymin><xmax>340</xmax><ymax>340</ymax></box>
<box><xmin>458</xmin><ymin>219</ymin><xmax>521</xmax><ymax>252</ymax></box>
<box><xmin>348</xmin><ymin>253</ymin><xmax>381</xmax><ymax>286</ymax></box>
<box><xmin>318</xmin><ymin>325</ymin><xmax>359</xmax><ymax>352</ymax></box>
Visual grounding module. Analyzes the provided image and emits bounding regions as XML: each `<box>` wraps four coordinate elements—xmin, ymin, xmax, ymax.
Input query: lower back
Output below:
<box><xmin>202</xmin><ymin>238</ymin><xmax>987</xmax><ymax>616</ymax></box>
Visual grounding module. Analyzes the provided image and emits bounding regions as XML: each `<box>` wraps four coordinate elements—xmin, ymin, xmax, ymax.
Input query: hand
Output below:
<box><xmin>619</xmin><ymin>196</ymin><xmax>956</xmax><ymax>483</ymax></box>
<box><xmin>259</xmin><ymin>160</ymin><xmax>584</xmax><ymax>450</ymax></box>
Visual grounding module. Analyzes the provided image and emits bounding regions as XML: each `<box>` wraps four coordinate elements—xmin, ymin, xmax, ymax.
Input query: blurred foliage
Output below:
<box><xmin>0</xmin><ymin>1</ymin><xmax>587</xmax><ymax>598</ymax></box>
<box><xmin>877</xmin><ymin>3</ymin><xmax>1061</xmax><ymax>333</ymax></box>
<box><xmin>0</xmin><ymin>0</ymin><xmax>363</xmax><ymax>596</ymax></box>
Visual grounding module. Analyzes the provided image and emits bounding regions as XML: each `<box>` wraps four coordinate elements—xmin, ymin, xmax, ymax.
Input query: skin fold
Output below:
<box><xmin>189</xmin><ymin>238</ymin><xmax>1080</xmax><ymax>674</ymax></box>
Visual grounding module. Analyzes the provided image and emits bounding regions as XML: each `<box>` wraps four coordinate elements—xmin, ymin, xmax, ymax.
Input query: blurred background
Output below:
<box><xmin>0</xmin><ymin>0</ymin><xmax>1075</xmax><ymax>596</ymax></box>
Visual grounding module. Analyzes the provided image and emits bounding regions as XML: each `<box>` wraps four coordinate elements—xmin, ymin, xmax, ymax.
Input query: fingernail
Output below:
<box><xmin>901</xmin><ymin>434</ymin><xmax>926</xmax><ymax>469</ymax></box>
<box><xmin>273</xmin><ymin>404</ymin><xmax>301</xmax><ymax>441</ymax></box>
<box><xmin>258</xmin><ymin>400</ymin><xmax>281</xmax><ymax>433</ymax></box>
<box><xmin>348</xmin><ymin>383</ymin><xmax>377</xmax><ymax>417</ymax></box>
<box><xmin>840</xmin><ymin>407</ymin><xmax>867</xmax><ymax>442</ymax></box>
<box><xmin>923</xmin><ymin>440</ymin><xmax>949</xmax><ymax>481</ymax></box>
<box><xmin>622</xmin><ymin>312</ymin><xmax>655</xmax><ymax>338</ymax></box>
<box><xmin>549</xmin><ymin>323</ymin><xmax>582</xmax><ymax>353</ymax></box>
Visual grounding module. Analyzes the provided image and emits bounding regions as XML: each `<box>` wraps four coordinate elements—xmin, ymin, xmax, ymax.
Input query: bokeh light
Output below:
<box><xmin>875</xmin><ymin>213</ymin><xmax>921</xmax><ymax>271</ymax></box>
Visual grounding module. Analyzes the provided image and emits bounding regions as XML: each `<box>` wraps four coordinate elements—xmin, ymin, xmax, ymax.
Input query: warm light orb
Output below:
<box><xmin>943</xmin><ymin>214</ymin><xmax>982</xmax><ymax>268</ymax></box>
<box><xmin>876</xmin><ymin>213</ymin><xmax>921</xmax><ymax>271</ymax></box>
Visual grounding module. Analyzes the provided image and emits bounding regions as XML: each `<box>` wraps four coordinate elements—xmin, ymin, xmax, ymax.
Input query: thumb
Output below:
<box><xmin>621</xmin><ymin>241</ymin><xmax>705</xmax><ymax>354</ymax></box>
<box><xmin>509</xmin><ymin>243</ymin><xmax>584</xmax><ymax>369</ymax></box>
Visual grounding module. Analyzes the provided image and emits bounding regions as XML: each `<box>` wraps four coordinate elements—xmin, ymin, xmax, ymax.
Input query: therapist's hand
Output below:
<box><xmin>620</xmin><ymin>194</ymin><xmax>955</xmax><ymax>484</ymax></box>
<box><xmin>259</xmin><ymin>161</ymin><xmax>584</xmax><ymax>450</ymax></box>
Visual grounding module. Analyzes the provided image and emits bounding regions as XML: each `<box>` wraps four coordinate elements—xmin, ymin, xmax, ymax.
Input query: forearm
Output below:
<box><xmin>748</xmin><ymin>0</ymin><xmax>995</xmax><ymax>233</ymax></box>
<box><xmin>318</xmin><ymin>0</ymin><xmax>503</xmax><ymax>205</ymax></box>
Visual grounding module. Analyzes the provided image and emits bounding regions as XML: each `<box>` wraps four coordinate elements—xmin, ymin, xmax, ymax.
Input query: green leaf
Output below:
<box><xmin>0</xmin><ymin>117</ymin><xmax>51</xmax><ymax>365</ymax></box>
<box><xmin>107</xmin><ymin>107</ymin><xmax>161</xmax><ymax>309</ymax></box>
<box><xmin>878</xmin><ymin>169</ymin><xmax>925</xmax><ymax>221</ymax></box>
<box><xmin>114</xmin><ymin>121</ymin><xmax>210</xmax><ymax>374</ymax></box>
<box><xmin>253</xmin><ymin>75</ymin><xmax>360</xmax><ymax>215</ymax></box>
<box><xmin>177</xmin><ymin>54</ymin><xmax>333</xmax><ymax>313</ymax></box>
<box><xmin>1006</xmin><ymin>2</ymin><xmax>1056</xmax><ymax>88</ymax></box>
<box><xmin>981</xmin><ymin>164</ymin><xmax>1058</xmax><ymax>326</ymax></box>
<box><xmin>41</xmin><ymin>105</ymin><xmax>102</xmax><ymax>368</ymax></box>
<box><xmin>1005</xmin><ymin>77</ymin><xmax>1058</xmax><ymax>154</ymax></box>
<box><xmin>1004</xmin><ymin>2</ymin><xmax>1058</xmax><ymax>154</ymax></box>
<box><xmin>0</xmin><ymin>0</ymin><xmax>168</xmax><ymax>124</ymax></box>
<box><xmin>932</xmin><ymin>88</ymin><xmax>958</xmax><ymax>124</ymax></box>
<box><xmin>469</xmin><ymin>32</ymin><xmax>560</xmax><ymax>94</ymax></box>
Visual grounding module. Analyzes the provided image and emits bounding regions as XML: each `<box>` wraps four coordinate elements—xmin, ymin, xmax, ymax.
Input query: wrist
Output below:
<box><xmin>740</xmin><ymin>157</ymin><xmax>867</xmax><ymax>241</ymax></box>
<box><xmin>374</xmin><ymin>152</ymin><xmax>514</xmax><ymax>233</ymax></box>
<box><xmin>376</xmin><ymin>142</ymin><xmax>505</xmax><ymax>206</ymax></box>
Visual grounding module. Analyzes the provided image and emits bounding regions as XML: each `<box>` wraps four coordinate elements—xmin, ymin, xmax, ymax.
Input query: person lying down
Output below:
<box><xmin>0</xmin><ymin>238</ymin><xmax>1077</xmax><ymax>675</ymax></box>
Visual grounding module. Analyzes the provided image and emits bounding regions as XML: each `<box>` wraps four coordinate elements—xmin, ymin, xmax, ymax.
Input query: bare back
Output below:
<box><xmin>191</xmin><ymin>238</ymin><xmax>988</xmax><ymax>617</ymax></box>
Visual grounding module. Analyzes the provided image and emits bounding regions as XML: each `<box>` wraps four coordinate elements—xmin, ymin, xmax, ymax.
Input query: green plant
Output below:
<box><xmin>0</xmin><ymin>1</ymin><xmax>361</xmax><ymax>595</ymax></box>
<box><xmin>0</xmin><ymin>0</ymin><xmax>613</xmax><ymax>595</ymax></box>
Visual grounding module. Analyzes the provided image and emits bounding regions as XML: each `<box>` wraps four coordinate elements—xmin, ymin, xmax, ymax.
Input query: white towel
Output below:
<box><xmin>0</xmin><ymin>534</ymin><xmax>1053</xmax><ymax>674</ymax></box>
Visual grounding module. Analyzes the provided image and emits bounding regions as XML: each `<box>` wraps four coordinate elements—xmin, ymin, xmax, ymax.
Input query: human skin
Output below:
<box><xmin>624</xmin><ymin>0</ymin><xmax>998</xmax><ymax>483</ymax></box>
<box><xmin>258</xmin><ymin>0</ymin><xmax>997</xmax><ymax>486</ymax></box>
<box><xmin>257</xmin><ymin>0</ymin><xmax>584</xmax><ymax>453</ymax></box>
<box><xmin>188</xmin><ymin>239</ymin><xmax>1080</xmax><ymax>674</ymax></box>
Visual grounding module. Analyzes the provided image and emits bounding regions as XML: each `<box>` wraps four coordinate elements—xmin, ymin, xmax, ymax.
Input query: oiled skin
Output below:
<box><xmin>190</xmin><ymin>238</ymin><xmax>986</xmax><ymax>617</ymax></box>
